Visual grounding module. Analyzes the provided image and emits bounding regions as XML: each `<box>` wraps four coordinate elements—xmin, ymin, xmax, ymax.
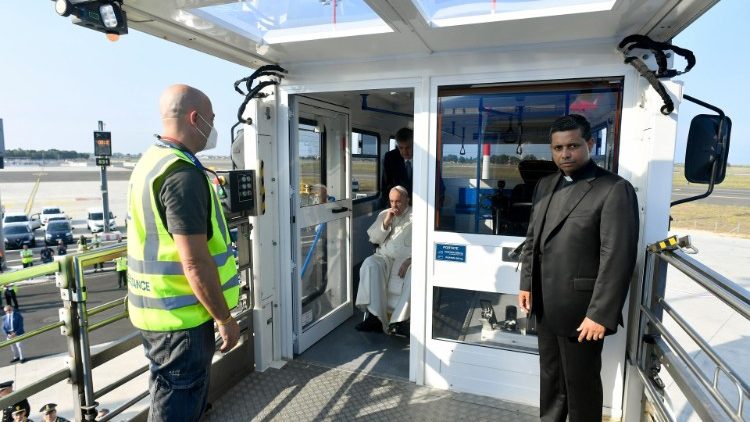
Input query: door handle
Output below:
<box><xmin>331</xmin><ymin>207</ymin><xmax>349</xmax><ymax>214</ymax></box>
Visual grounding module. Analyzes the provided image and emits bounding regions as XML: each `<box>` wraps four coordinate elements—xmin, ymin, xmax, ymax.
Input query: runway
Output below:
<box><xmin>671</xmin><ymin>185</ymin><xmax>750</xmax><ymax>207</ymax></box>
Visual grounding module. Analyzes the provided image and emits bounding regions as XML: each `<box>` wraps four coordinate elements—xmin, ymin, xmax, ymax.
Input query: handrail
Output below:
<box><xmin>640</xmin><ymin>305</ymin><xmax>741</xmax><ymax>420</ymax></box>
<box><xmin>87</xmin><ymin>296</ymin><xmax>127</xmax><ymax>317</ymax></box>
<box><xmin>659</xmin><ymin>298</ymin><xmax>750</xmax><ymax>400</ymax></box>
<box><xmin>635</xmin><ymin>239</ymin><xmax>750</xmax><ymax>422</ymax></box>
<box><xmin>94</xmin><ymin>364</ymin><xmax>149</xmax><ymax>400</ymax></box>
<box><xmin>97</xmin><ymin>391</ymin><xmax>150</xmax><ymax>422</ymax></box>
<box><xmin>658</xmin><ymin>249</ymin><xmax>750</xmax><ymax>319</ymax></box>
<box><xmin>0</xmin><ymin>368</ymin><xmax>70</xmax><ymax>408</ymax></box>
<box><xmin>0</xmin><ymin>240</ymin><xmax>253</xmax><ymax>420</ymax></box>
<box><xmin>0</xmin><ymin>260</ymin><xmax>59</xmax><ymax>285</ymax></box>
<box><xmin>88</xmin><ymin>311</ymin><xmax>129</xmax><ymax>332</ymax></box>
<box><xmin>0</xmin><ymin>320</ymin><xmax>64</xmax><ymax>347</ymax></box>
<box><xmin>633</xmin><ymin>358</ymin><xmax>673</xmax><ymax>422</ymax></box>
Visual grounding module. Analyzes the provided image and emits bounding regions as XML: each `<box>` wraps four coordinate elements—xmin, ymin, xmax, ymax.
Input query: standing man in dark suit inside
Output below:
<box><xmin>518</xmin><ymin>114</ymin><xmax>639</xmax><ymax>422</ymax></box>
<box><xmin>381</xmin><ymin>128</ymin><xmax>413</xmax><ymax>208</ymax></box>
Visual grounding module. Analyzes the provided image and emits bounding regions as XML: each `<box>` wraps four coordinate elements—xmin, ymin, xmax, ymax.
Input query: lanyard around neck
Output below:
<box><xmin>154</xmin><ymin>136</ymin><xmax>206</xmax><ymax>172</ymax></box>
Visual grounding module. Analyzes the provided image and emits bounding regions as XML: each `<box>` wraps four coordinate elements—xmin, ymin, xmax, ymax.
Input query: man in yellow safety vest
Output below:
<box><xmin>127</xmin><ymin>84</ymin><xmax>239</xmax><ymax>421</ymax></box>
<box><xmin>114</xmin><ymin>255</ymin><xmax>127</xmax><ymax>289</ymax></box>
<box><xmin>19</xmin><ymin>245</ymin><xmax>33</xmax><ymax>268</ymax></box>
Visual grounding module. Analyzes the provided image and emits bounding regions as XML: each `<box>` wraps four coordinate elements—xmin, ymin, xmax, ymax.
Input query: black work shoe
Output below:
<box><xmin>355</xmin><ymin>314</ymin><xmax>383</xmax><ymax>333</ymax></box>
<box><xmin>388</xmin><ymin>321</ymin><xmax>410</xmax><ymax>337</ymax></box>
<box><xmin>10</xmin><ymin>357</ymin><xmax>19</xmax><ymax>363</ymax></box>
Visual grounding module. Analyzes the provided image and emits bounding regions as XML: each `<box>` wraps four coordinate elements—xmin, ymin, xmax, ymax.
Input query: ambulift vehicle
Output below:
<box><xmin>4</xmin><ymin>1</ymin><xmax>745</xmax><ymax>421</ymax></box>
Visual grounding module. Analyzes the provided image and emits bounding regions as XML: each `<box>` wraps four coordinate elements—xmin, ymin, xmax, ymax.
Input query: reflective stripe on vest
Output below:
<box><xmin>128</xmin><ymin>273</ymin><xmax>239</xmax><ymax>310</ymax></box>
<box><xmin>127</xmin><ymin>145</ymin><xmax>239</xmax><ymax>331</ymax></box>
<box><xmin>127</xmin><ymin>249</ymin><xmax>234</xmax><ymax>275</ymax></box>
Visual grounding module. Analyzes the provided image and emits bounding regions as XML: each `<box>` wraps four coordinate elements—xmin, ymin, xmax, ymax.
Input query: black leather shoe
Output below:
<box><xmin>10</xmin><ymin>357</ymin><xmax>19</xmax><ymax>363</ymax></box>
<box><xmin>388</xmin><ymin>321</ymin><xmax>410</xmax><ymax>337</ymax></box>
<box><xmin>355</xmin><ymin>314</ymin><xmax>383</xmax><ymax>333</ymax></box>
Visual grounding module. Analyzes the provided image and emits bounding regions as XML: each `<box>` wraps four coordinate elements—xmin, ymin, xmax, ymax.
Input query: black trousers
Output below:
<box><xmin>537</xmin><ymin>320</ymin><xmax>604</xmax><ymax>422</ymax></box>
<box><xmin>117</xmin><ymin>270</ymin><xmax>127</xmax><ymax>288</ymax></box>
<box><xmin>4</xmin><ymin>290</ymin><xmax>19</xmax><ymax>309</ymax></box>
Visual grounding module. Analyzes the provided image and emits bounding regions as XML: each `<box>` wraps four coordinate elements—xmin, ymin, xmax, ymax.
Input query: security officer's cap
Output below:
<box><xmin>11</xmin><ymin>405</ymin><xmax>26</xmax><ymax>415</ymax></box>
<box><xmin>0</xmin><ymin>380</ymin><xmax>12</xmax><ymax>389</ymax></box>
<box><xmin>40</xmin><ymin>403</ymin><xmax>58</xmax><ymax>413</ymax></box>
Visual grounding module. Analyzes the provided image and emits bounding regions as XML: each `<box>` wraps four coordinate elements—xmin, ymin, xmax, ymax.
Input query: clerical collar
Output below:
<box><xmin>560</xmin><ymin>159</ymin><xmax>597</xmax><ymax>183</ymax></box>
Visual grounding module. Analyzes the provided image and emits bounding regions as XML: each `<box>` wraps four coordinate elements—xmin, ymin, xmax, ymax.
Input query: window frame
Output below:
<box><xmin>351</xmin><ymin>128</ymin><xmax>381</xmax><ymax>203</ymax></box>
<box><xmin>434</xmin><ymin>78</ymin><xmax>624</xmax><ymax>235</ymax></box>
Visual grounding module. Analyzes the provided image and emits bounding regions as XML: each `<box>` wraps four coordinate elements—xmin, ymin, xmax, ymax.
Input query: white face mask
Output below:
<box><xmin>196</xmin><ymin>113</ymin><xmax>218</xmax><ymax>151</ymax></box>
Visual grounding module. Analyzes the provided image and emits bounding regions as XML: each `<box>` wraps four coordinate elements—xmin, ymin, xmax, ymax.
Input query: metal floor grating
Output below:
<box><xmin>204</xmin><ymin>360</ymin><xmax>539</xmax><ymax>421</ymax></box>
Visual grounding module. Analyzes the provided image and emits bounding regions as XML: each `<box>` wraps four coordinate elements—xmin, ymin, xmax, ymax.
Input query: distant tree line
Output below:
<box><xmin>3</xmin><ymin>148</ymin><xmax>89</xmax><ymax>160</ymax></box>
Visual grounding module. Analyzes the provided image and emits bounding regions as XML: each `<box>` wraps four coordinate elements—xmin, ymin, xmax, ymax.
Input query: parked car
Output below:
<box><xmin>47</xmin><ymin>215</ymin><xmax>70</xmax><ymax>223</ymax></box>
<box><xmin>352</xmin><ymin>178</ymin><xmax>360</xmax><ymax>192</ymax></box>
<box><xmin>45</xmin><ymin>220</ymin><xmax>75</xmax><ymax>245</ymax></box>
<box><xmin>3</xmin><ymin>222</ymin><xmax>36</xmax><ymax>249</ymax></box>
<box><xmin>40</xmin><ymin>206</ymin><xmax>67</xmax><ymax>225</ymax></box>
<box><xmin>3</xmin><ymin>212</ymin><xmax>41</xmax><ymax>230</ymax></box>
<box><xmin>86</xmin><ymin>208</ymin><xmax>117</xmax><ymax>233</ymax></box>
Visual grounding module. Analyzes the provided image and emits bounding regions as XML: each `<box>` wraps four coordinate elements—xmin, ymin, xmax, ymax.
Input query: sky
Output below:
<box><xmin>0</xmin><ymin>1</ymin><xmax>748</xmax><ymax>164</ymax></box>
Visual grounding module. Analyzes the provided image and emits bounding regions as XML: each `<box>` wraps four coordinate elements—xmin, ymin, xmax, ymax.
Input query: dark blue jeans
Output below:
<box><xmin>141</xmin><ymin>320</ymin><xmax>215</xmax><ymax>422</ymax></box>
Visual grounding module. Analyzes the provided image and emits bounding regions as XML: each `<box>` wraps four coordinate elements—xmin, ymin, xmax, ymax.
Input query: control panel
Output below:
<box><xmin>214</xmin><ymin>170</ymin><xmax>257</xmax><ymax>216</ymax></box>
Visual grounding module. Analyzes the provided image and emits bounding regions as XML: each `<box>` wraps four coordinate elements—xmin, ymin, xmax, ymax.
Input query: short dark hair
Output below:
<box><xmin>395</xmin><ymin>127</ymin><xmax>413</xmax><ymax>144</ymax></box>
<box><xmin>549</xmin><ymin>114</ymin><xmax>591</xmax><ymax>141</ymax></box>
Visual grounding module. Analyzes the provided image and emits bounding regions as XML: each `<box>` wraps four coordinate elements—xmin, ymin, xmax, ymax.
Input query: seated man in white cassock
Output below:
<box><xmin>355</xmin><ymin>186</ymin><xmax>412</xmax><ymax>335</ymax></box>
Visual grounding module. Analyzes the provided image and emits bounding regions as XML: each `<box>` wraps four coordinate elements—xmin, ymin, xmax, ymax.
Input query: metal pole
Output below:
<box><xmin>98</xmin><ymin>121</ymin><xmax>111</xmax><ymax>233</ymax></box>
<box><xmin>74</xmin><ymin>256</ymin><xmax>99</xmax><ymax>421</ymax></box>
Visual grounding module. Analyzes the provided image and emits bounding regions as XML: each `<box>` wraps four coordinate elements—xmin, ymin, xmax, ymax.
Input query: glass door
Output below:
<box><xmin>290</xmin><ymin>97</ymin><xmax>353</xmax><ymax>354</ymax></box>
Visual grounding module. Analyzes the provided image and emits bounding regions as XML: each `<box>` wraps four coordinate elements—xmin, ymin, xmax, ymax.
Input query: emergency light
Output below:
<box><xmin>54</xmin><ymin>0</ymin><xmax>128</xmax><ymax>41</ymax></box>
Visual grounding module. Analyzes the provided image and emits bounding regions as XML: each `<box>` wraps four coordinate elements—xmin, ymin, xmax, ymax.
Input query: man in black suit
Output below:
<box><xmin>518</xmin><ymin>114</ymin><xmax>639</xmax><ymax>422</ymax></box>
<box><xmin>381</xmin><ymin>128</ymin><xmax>413</xmax><ymax>207</ymax></box>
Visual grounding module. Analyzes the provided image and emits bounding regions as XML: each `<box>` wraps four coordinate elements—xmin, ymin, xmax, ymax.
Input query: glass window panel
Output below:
<box><xmin>299</xmin><ymin>122</ymin><xmax>323</xmax><ymax>207</ymax></box>
<box><xmin>191</xmin><ymin>0</ymin><xmax>392</xmax><ymax>45</ymax></box>
<box><xmin>351</xmin><ymin>130</ymin><xmax>380</xmax><ymax>200</ymax></box>
<box><xmin>433</xmin><ymin>286</ymin><xmax>538</xmax><ymax>353</ymax></box>
<box><xmin>300</xmin><ymin>218</ymin><xmax>349</xmax><ymax>331</ymax></box>
<box><xmin>352</xmin><ymin>131</ymin><xmax>378</xmax><ymax>155</ymax></box>
<box><xmin>412</xmin><ymin>0</ymin><xmax>616</xmax><ymax>27</ymax></box>
<box><xmin>435</xmin><ymin>80</ymin><xmax>623</xmax><ymax>235</ymax></box>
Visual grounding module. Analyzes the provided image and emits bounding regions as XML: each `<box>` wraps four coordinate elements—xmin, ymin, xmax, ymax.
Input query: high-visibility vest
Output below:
<box><xmin>127</xmin><ymin>145</ymin><xmax>239</xmax><ymax>331</ymax></box>
<box><xmin>115</xmin><ymin>256</ymin><xmax>127</xmax><ymax>272</ymax></box>
<box><xmin>20</xmin><ymin>249</ymin><xmax>33</xmax><ymax>264</ymax></box>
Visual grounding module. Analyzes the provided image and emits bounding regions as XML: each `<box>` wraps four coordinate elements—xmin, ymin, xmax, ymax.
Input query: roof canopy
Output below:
<box><xmin>122</xmin><ymin>0</ymin><xmax>718</xmax><ymax>67</ymax></box>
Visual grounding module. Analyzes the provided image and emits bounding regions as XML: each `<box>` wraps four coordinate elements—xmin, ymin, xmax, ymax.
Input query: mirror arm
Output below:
<box><xmin>670</xmin><ymin>95</ymin><xmax>726</xmax><ymax>208</ymax></box>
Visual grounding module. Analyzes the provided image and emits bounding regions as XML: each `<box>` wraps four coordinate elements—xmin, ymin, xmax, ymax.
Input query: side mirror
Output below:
<box><xmin>684</xmin><ymin>114</ymin><xmax>731</xmax><ymax>184</ymax></box>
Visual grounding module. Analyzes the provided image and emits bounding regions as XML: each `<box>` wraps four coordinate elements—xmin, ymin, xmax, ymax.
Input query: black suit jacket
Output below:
<box><xmin>381</xmin><ymin>149</ymin><xmax>412</xmax><ymax>207</ymax></box>
<box><xmin>520</xmin><ymin>162</ymin><xmax>639</xmax><ymax>337</ymax></box>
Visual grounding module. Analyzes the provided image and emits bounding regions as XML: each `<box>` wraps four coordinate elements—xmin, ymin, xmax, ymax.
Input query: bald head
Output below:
<box><xmin>158</xmin><ymin>84</ymin><xmax>214</xmax><ymax>153</ymax></box>
<box><xmin>159</xmin><ymin>84</ymin><xmax>209</xmax><ymax>119</ymax></box>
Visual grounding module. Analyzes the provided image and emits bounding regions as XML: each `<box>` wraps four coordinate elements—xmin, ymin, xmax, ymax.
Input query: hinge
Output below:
<box><xmin>290</xmin><ymin>260</ymin><xmax>297</xmax><ymax>272</ymax></box>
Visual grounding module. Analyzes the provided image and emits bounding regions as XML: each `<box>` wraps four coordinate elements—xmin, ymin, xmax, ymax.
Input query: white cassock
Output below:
<box><xmin>356</xmin><ymin>207</ymin><xmax>412</xmax><ymax>331</ymax></box>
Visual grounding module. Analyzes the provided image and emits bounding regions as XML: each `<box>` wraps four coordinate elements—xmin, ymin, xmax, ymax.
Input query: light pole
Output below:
<box><xmin>94</xmin><ymin>121</ymin><xmax>112</xmax><ymax>233</ymax></box>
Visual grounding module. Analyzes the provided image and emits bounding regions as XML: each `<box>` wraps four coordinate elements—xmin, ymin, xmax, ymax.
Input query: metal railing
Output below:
<box><xmin>633</xmin><ymin>237</ymin><xmax>750</xmax><ymax>422</ymax></box>
<box><xmin>0</xmin><ymin>242</ymin><xmax>254</xmax><ymax>421</ymax></box>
